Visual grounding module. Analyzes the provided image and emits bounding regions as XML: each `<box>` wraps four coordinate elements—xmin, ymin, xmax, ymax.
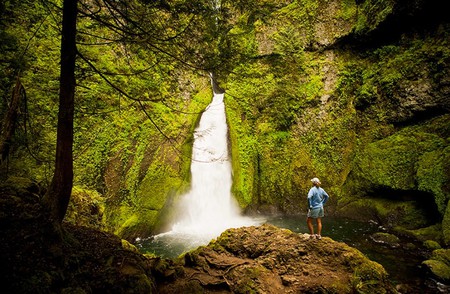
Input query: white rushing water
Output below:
<box><xmin>152</xmin><ymin>91</ymin><xmax>263</xmax><ymax>249</ymax></box>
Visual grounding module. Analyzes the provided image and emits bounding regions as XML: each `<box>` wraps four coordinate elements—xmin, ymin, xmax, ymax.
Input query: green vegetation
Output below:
<box><xmin>0</xmin><ymin>0</ymin><xmax>213</xmax><ymax>238</ymax></box>
<box><xmin>1</xmin><ymin>1</ymin><xmax>449</xmax><ymax>292</ymax></box>
<box><xmin>423</xmin><ymin>249</ymin><xmax>450</xmax><ymax>282</ymax></box>
<box><xmin>221</xmin><ymin>0</ymin><xmax>449</xmax><ymax>247</ymax></box>
<box><xmin>0</xmin><ymin>0</ymin><xmax>448</xmax><ymax>245</ymax></box>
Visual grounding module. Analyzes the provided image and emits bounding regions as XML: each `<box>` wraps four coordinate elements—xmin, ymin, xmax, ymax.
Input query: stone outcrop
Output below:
<box><xmin>422</xmin><ymin>249</ymin><xmax>450</xmax><ymax>283</ymax></box>
<box><xmin>154</xmin><ymin>224</ymin><xmax>394</xmax><ymax>293</ymax></box>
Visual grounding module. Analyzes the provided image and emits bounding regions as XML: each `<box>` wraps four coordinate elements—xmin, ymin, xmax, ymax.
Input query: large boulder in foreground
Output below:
<box><xmin>155</xmin><ymin>224</ymin><xmax>394</xmax><ymax>293</ymax></box>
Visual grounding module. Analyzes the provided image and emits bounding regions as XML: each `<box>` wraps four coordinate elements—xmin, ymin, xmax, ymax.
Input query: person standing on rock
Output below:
<box><xmin>307</xmin><ymin>177</ymin><xmax>329</xmax><ymax>240</ymax></box>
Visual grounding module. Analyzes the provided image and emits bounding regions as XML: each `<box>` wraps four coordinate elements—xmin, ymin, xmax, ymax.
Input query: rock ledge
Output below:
<box><xmin>155</xmin><ymin>224</ymin><xmax>394</xmax><ymax>293</ymax></box>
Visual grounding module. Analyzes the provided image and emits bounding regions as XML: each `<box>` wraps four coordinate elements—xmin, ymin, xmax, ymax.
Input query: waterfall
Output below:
<box><xmin>151</xmin><ymin>87</ymin><xmax>263</xmax><ymax>252</ymax></box>
<box><xmin>171</xmin><ymin>91</ymin><xmax>255</xmax><ymax>237</ymax></box>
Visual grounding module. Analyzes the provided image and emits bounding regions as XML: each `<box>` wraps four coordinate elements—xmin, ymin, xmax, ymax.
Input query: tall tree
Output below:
<box><xmin>42</xmin><ymin>0</ymin><xmax>78</xmax><ymax>224</ymax></box>
<box><xmin>41</xmin><ymin>0</ymin><xmax>224</xmax><ymax>225</ymax></box>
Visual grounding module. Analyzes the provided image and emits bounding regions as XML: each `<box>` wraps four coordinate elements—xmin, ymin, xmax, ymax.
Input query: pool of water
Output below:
<box><xmin>135</xmin><ymin>215</ymin><xmax>447</xmax><ymax>292</ymax></box>
<box><xmin>267</xmin><ymin>216</ymin><xmax>426</xmax><ymax>287</ymax></box>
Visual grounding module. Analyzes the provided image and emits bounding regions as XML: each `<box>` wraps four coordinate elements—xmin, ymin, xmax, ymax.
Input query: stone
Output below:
<box><xmin>155</xmin><ymin>224</ymin><xmax>394</xmax><ymax>293</ymax></box>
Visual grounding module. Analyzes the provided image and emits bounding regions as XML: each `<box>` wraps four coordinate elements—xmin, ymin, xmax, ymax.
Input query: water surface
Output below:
<box><xmin>136</xmin><ymin>215</ymin><xmax>447</xmax><ymax>292</ymax></box>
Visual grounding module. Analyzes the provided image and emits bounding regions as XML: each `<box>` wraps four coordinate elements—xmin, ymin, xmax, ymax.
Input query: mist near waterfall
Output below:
<box><xmin>148</xmin><ymin>92</ymin><xmax>263</xmax><ymax>253</ymax></box>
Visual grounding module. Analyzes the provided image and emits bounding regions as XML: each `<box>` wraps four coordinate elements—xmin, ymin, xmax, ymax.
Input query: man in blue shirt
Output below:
<box><xmin>307</xmin><ymin>177</ymin><xmax>329</xmax><ymax>240</ymax></box>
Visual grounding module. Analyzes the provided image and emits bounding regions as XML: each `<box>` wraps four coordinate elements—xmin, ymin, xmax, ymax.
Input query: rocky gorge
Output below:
<box><xmin>0</xmin><ymin>0</ymin><xmax>449</xmax><ymax>292</ymax></box>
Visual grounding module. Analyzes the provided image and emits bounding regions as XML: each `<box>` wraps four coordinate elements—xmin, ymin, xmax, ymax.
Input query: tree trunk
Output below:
<box><xmin>43</xmin><ymin>0</ymin><xmax>78</xmax><ymax>224</ymax></box>
<box><xmin>0</xmin><ymin>76</ymin><xmax>23</xmax><ymax>162</ymax></box>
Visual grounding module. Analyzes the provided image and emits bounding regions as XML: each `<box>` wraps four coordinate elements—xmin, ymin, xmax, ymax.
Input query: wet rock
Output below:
<box><xmin>422</xmin><ymin>249</ymin><xmax>450</xmax><ymax>283</ymax></box>
<box><xmin>423</xmin><ymin>240</ymin><xmax>442</xmax><ymax>250</ymax></box>
<box><xmin>155</xmin><ymin>224</ymin><xmax>394</xmax><ymax>293</ymax></box>
<box><xmin>370</xmin><ymin>232</ymin><xmax>401</xmax><ymax>248</ymax></box>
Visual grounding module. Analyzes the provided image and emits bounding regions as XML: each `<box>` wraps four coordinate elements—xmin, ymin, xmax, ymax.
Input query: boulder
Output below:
<box><xmin>422</xmin><ymin>249</ymin><xmax>450</xmax><ymax>283</ymax></box>
<box><xmin>370</xmin><ymin>232</ymin><xmax>401</xmax><ymax>248</ymax></box>
<box><xmin>155</xmin><ymin>224</ymin><xmax>394</xmax><ymax>293</ymax></box>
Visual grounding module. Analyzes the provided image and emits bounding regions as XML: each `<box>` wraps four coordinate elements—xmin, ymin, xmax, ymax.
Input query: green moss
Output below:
<box><xmin>443</xmin><ymin>200</ymin><xmax>450</xmax><ymax>246</ymax></box>
<box><xmin>230</xmin><ymin>265</ymin><xmax>269</xmax><ymax>293</ymax></box>
<box><xmin>4</xmin><ymin>177</ymin><xmax>37</xmax><ymax>191</ymax></box>
<box><xmin>121</xmin><ymin>239</ymin><xmax>140</xmax><ymax>253</ymax></box>
<box><xmin>354</xmin><ymin>0</ymin><xmax>395</xmax><ymax>35</ymax></box>
<box><xmin>136</xmin><ymin>155</ymin><xmax>182</xmax><ymax>211</ymax></box>
<box><xmin>354</xmin><ymin>130</ymin><xmax>443</xmax><ymax>190</ymax></box>
<box><xmin>422</xmin><ymin>259</ymin><xmax>450</xmax><ymax>282</ymax></box>
<box><xmin>115</xmin><ymin>209</ymin><xmax>159</xmax><ymax>239</ymax></box>
<box><xmin>423</xmin><ymin>240</ymin><xmax>441</xmax><ymax>250</ymax></box>
<box><xmin>114</xmin><ymin>213</ymin><xmax>139</xmax><ymax>236</ymax></box>
<box><xmin>66</xmin><ymin>186</ymin><xmax>105</xmax><ymax>230</ymax></box>
<box><xmin>432</xmin><ymin>249</ymin><xmax>450</xmax><ymax>265</ymax></box>
<box><xmin>371</xmin><ymin>232</ymin><xmax>400</xmax><ymax>245</ymax></box>
<box><xmin>345</xmin><ymin>116</ymin><xmax>449</xmax><ymax>220</ymax></box>
<box><xmin>338</xmin><ymin>0</ymin><xmax>358</xmax><ymax>21</ymax></box>
<box><xmin>395</xmin><ymin>224</ymin><xmax>443</xmax><ymax>243</ymax></box>
<box><xmin>338</xmin><ymin>198</ymin><xmax>430</xmax><ymax>229</ymax></box>
<box><xmin>351</xmin><ymin>260</ymin><xmax>389</xmax><ymax>294</ymax></box>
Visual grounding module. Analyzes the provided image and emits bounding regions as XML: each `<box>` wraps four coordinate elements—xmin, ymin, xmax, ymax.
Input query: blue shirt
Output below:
<box><xmin>308</xmin><ymin>186</ymin><xmax>329</xmax><ymax>209</ymax></box>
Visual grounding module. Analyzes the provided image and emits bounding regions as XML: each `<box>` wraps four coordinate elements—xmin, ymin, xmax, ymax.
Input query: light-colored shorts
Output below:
<box><xmin>307</xmin><ymin>207</ymin><xmax>324</xmax><ymax>218</ymax></box>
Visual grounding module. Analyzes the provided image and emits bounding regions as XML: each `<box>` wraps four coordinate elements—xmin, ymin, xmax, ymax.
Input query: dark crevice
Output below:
<box><xmin>390</xmin><ymin>107</ymin><xmax>449</xmax><ymax>127</ymax></box>
<box><xmin>335</xmin><ymin>0</ymin><xmax>449</xmax><ymax>50</ymax></box>
<box><xmin>367</xmin><ymin>187</ymin><xmax>441</xmax><ymax>223</ymax></box>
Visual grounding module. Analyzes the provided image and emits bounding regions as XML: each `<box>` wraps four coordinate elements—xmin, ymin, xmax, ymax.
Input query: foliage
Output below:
<box><xmin>1</xmin><ymin>0</ymin><xmax>449</xmax><ymax>239</ymax></box>
<box><xmin>1</xmin><ymin>0</ymin><xmax>215</xmax><ymax>235</ymax></box>
<box><xmin>65</xmin><ymin>186</ymin><xmax>105</xmax><ymax>229</ymax></box>
<box><xmin>353</xmin><ymin>0</ymin><xmax>395</xmax><ymax>35</ymax></box>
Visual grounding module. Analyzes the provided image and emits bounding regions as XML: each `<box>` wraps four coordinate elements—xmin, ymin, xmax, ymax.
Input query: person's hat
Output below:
<box><xmin>311</xmin><ymin>177</ymin><xmax>320</xmax><ymax>184</ymax></box>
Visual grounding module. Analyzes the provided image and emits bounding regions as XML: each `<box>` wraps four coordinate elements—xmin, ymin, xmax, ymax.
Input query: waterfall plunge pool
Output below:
<box><xmin>135</xmin><ymin>215</ymin><xmax>447</xmax><ymax>293</ymax></box>
<box><xmin>134</xmin><ymin>89</ymin><xmax>447</xmax><ymax>292</ymax></box>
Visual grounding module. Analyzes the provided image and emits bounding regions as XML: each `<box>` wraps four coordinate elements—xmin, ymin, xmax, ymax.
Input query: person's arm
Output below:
<box><xmin>322</xmin><ymin>189</ymin><xmax>329</xmax><ymax>204</ymax></box>
<box><xmin>307</xmin><ymin>189</ymin><xmax>313</xmax><ymax>208</ymax></box>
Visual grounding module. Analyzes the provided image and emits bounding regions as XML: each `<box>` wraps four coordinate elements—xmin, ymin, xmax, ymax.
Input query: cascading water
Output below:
<box><xmin>139</xmin><ymin>86</ymin><xmax>263</xmax><ymax>257</ymax></box>
<box><xmin>171</xmin><ymin>91</ymin><xmax>254</xmax><ymax>236</ymax></box>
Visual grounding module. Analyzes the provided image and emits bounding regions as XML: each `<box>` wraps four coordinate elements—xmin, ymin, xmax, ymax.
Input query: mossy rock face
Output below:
<box><xmin>224</xmin><ymin>0</ymin><xmax>449</xmax><ymax>226</ymax></box>
<box><xmin>346</xmin><ymin>119</ymin><xmax>448</xmax><ymax>197</ymax></box>
<box><xmin>111</xmin><ymin>209</ymin><xmax>159</xmax><ymax>240</ymax></box>
<box><xmin>65</xmin><ymin>186</ymin><xmax>105</xmax><ymax>230</ymax></box>
<box><xmin>337</xmin><ymin>197</ymin><xmax>431</xmax><ymax>229</ymax></box>
<box><xmin>394</xmin><ymin>224</ymin><xmax>443</xmax><ymax>244</ymax></box>
<box><xmin>340</xmin><ymin>116</ymin><xmax>449</xmax><ymax>229</ymax></box>
<box><xmin>422</xmin><ymin>249</ymin><xmax>450</xmax><ymax>283</ymax></box>
<box><xmin>155</xmin><ymin>224</ymin><xmax>394</xmax><ymax>293</ymax></box>
<box><xmin>423</xmin><ymin>240</ymin><xmax>442</xmax><ymax>250</ymax></box>
<box><xmin>443</xmin><ymin>200</ymin><xmax>450</xmax><ymax>246</ymax></box>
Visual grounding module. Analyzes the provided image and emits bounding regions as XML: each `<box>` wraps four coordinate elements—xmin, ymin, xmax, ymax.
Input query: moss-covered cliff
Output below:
<box><xmin>1</xmin><ymin>0</ymin><xmax>448</xmax><ymax>247</ymax></box>
<box><xmin>218</xmin><ymin>0</ymin><xmax>449</xmax><ymax>245</ymax></box>
<box><xmin>0</xmin><ymin>0</ymin><xmax>218</xmax><ymax>240</ymax></box>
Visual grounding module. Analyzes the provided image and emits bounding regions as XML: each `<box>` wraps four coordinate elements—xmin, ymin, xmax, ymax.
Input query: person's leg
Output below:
<box><xmin>316</xmin><ymin>218</ymin><xmax>322</xmax><ymax>237</ymax></box>
<box><xmin>307</xmin><ymin>217</ymin><xmax>314</xmax><ymax>235</ymax></box>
